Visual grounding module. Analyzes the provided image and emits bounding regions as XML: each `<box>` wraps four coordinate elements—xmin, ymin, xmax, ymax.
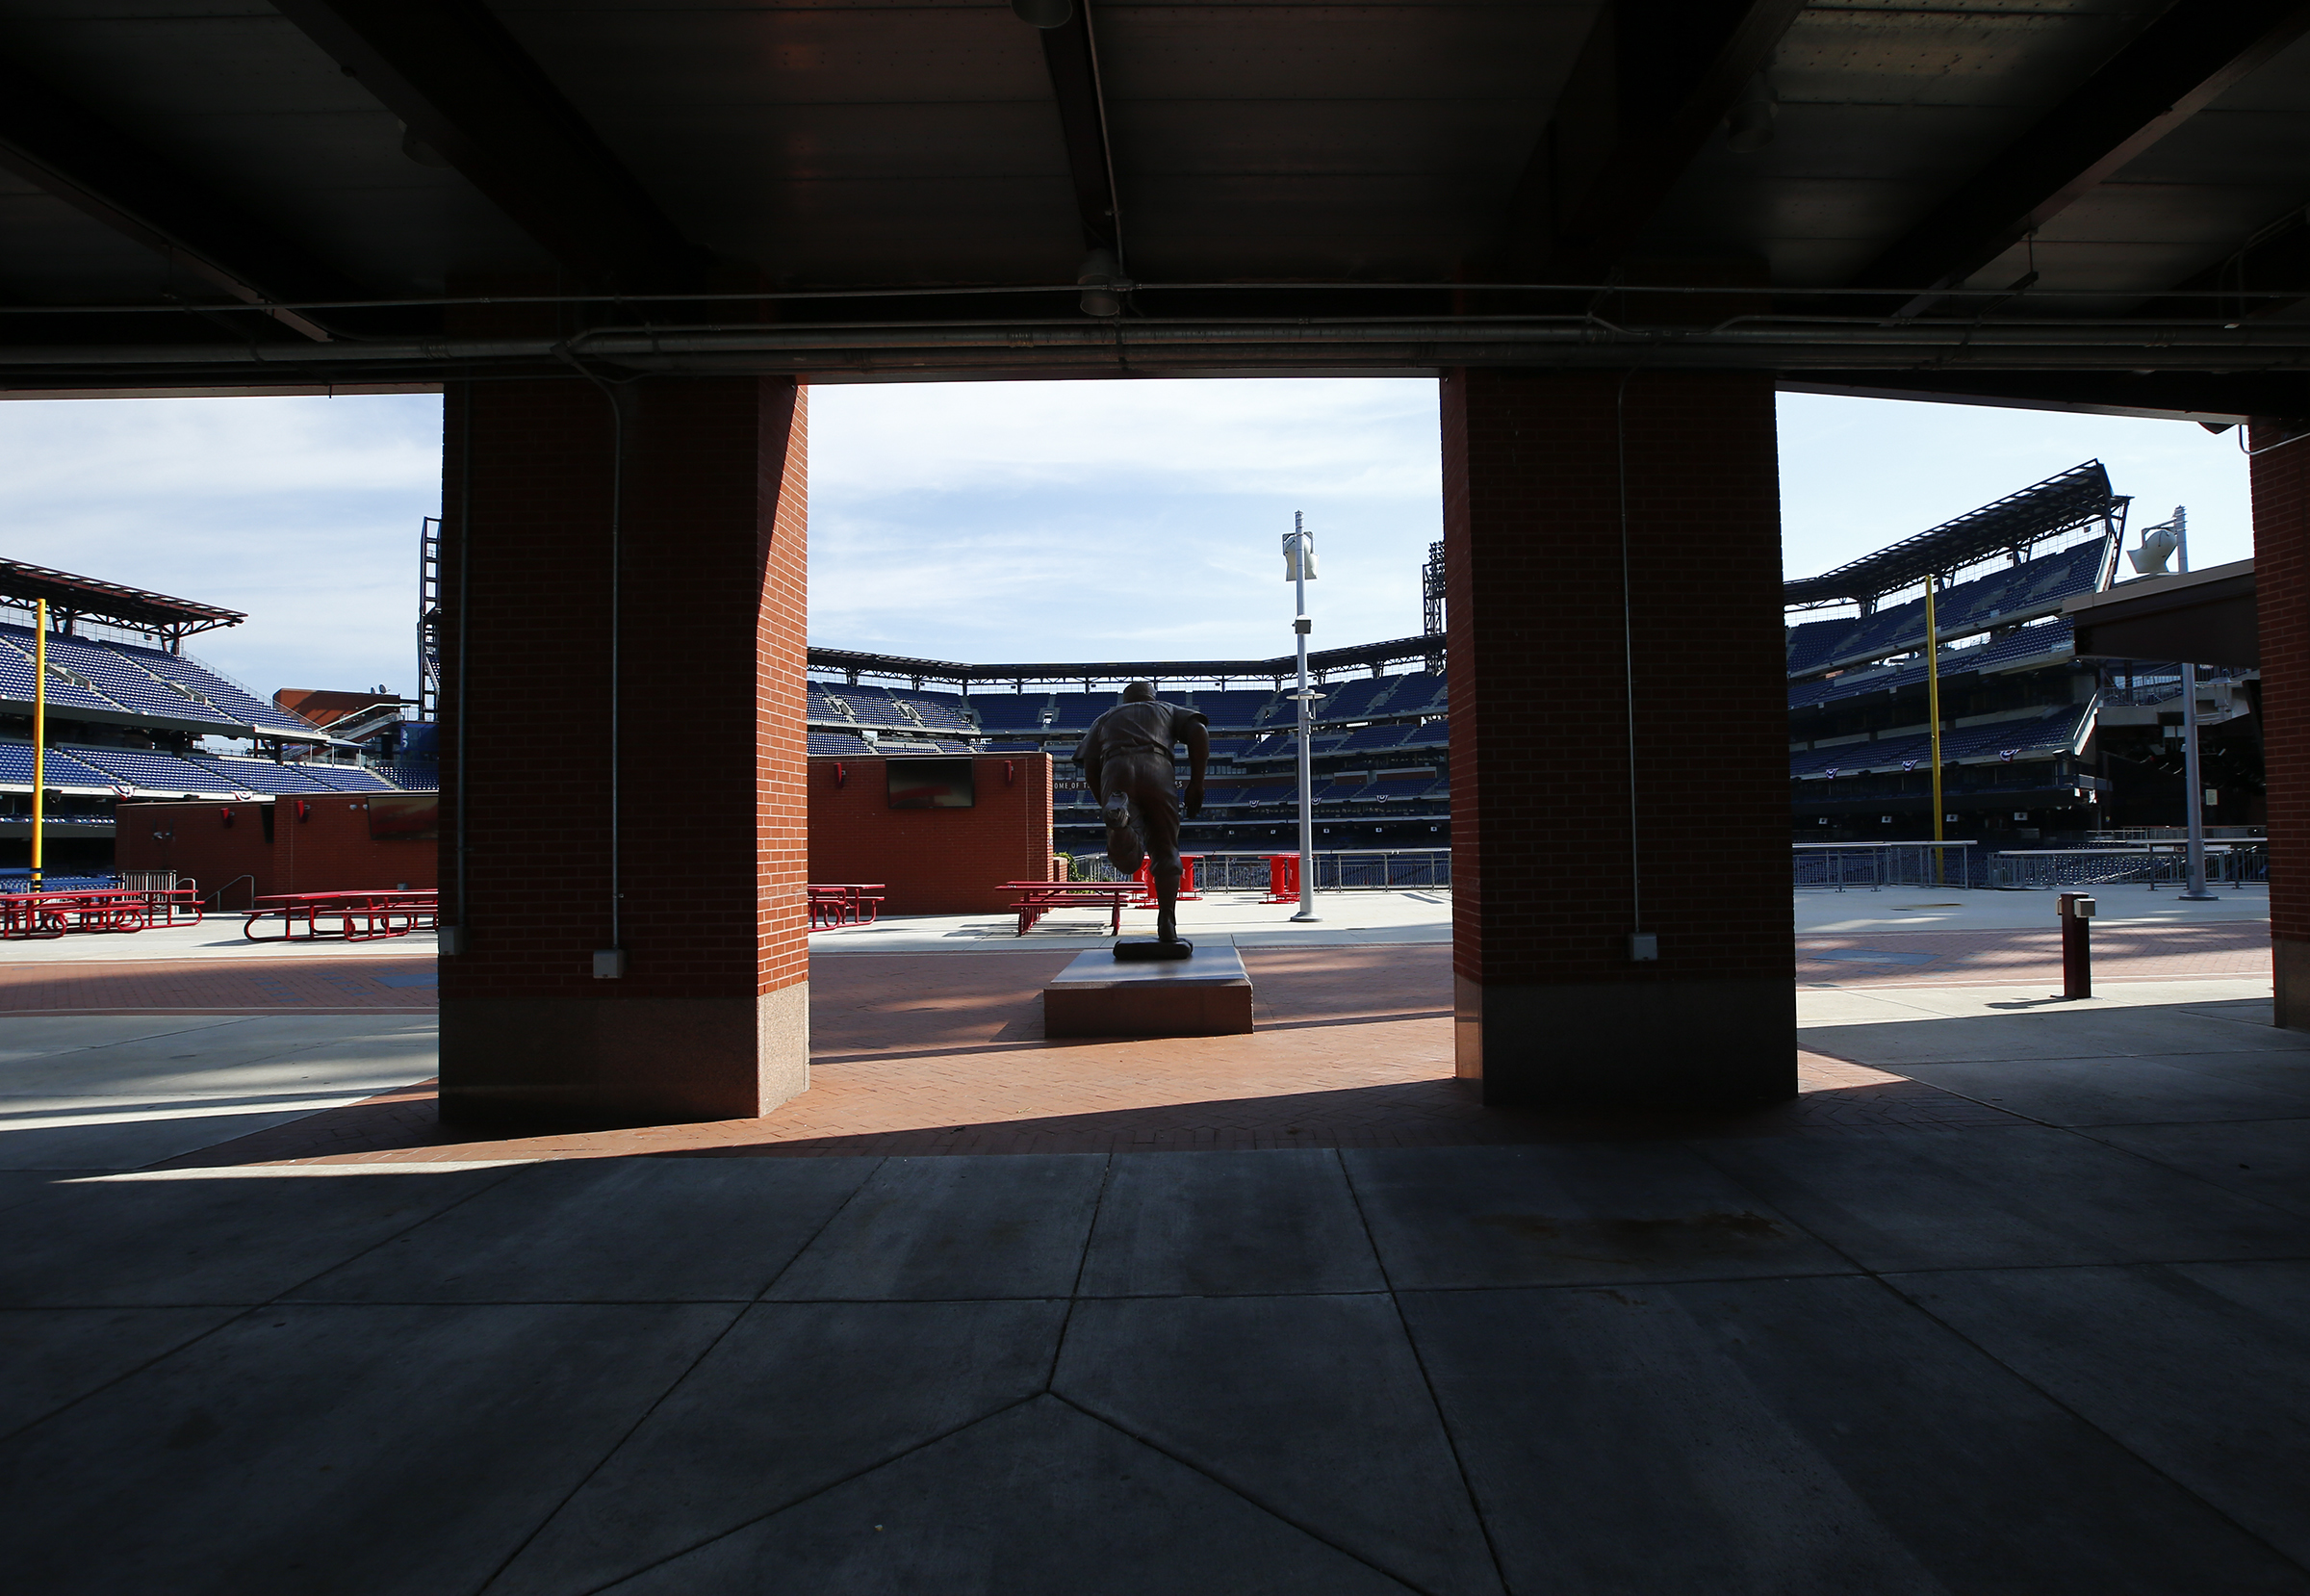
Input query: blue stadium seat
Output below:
<box><xmin>1788</xmin><ymin>541</ymin><xmax>2106</xmax><ymax>679</ymax></box>
<box><xmin>1308</xmin><ymin>676</ymin><xmax>1395</xmax><ymax>722</ymax></box>
<box><xmin>190</xmin><ymin>756</ymin><xmax>342</xmax><ymax>793</ymax></box>
<box><xmin>904</xmin><ymin>691</ymin><xmax>975</xmax><ymax>732</ymax></box>
<box><xmin>65</xmin><ymin>746</ymin><xmax>235</xmax><ymax>793</ymax></box>
<box><xmin>102</xmin><ymin>635</ymin><xmax>322</xmax><ymax>735</ymax></box>
<box><xmin>0</xmin><ymin>628</ymin><xmax>138</xmax><ymax>717</ymax></box>
<box><xmin>0</xmin><ymin>741</ymin><xmax>115</xmax><ymax>786</ymax></box>
<box><xmin>299</xmin><ymin>764</ymin><xmax>401</xmax><ymax>792</ymax></box>
<box><xmin>1339</xmin><ymin>723</ymin><xmax>1411</xmax><ymax>753</ymax></box>
<box><xmin>1189</xmin><ymin>688</ymin><xmax>1275</xmax><ymax>728</ymax></box>
<box><xmin>1044</xmin><ymin>691</ymin><xmax>1118</xmax><ymax>732</ymax></box>
<box><xmin>967</xmin><ymin>693</ymin><xmax>1051</xmax><ymax>732</ymax></box>
<box><xmin>1377</xmin><ymin>673</ymin><xmax>1448</xmax><ymax>716</ymax></box>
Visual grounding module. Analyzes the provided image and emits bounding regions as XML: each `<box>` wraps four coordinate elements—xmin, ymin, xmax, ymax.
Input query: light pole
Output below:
<box><xmin>1925</xmin><ymin>571</ymin><xmax>1944</xmax><ymax>885</ymax></box>
<box><xmin>1284</xmin><ymin>512</ymin><xmax>1321</xmax><ymax>921</ymax></box>
<box><xmin>30</xmin><ymin>598</ymin><xmax>45</xmax><ymax>893</ymax></box>
<box><xmin>2173</xmin><ymin>508</ymin><xmax>2216</xmax><ymax>900</ymax></box>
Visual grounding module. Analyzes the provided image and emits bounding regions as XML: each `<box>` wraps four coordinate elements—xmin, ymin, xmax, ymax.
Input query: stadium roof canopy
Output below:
<box><xmin>1782</xmin><ymin>462</ymin><xmax>2124</xmax><ymax>612</ymax></box>
<box><xmin>809</xmin><ymin>635</ymin><xmax>1443</xmax><ymax>689</ymax></box>
<box><xmin>0</xmin><ymin>556</ymin><xmax>244</xmax><ymax>640</ymax></box>
<box><xmin>0</xmin><ymin>4</ymin><xmax>2305</xmax><ymax>418</ymax></box>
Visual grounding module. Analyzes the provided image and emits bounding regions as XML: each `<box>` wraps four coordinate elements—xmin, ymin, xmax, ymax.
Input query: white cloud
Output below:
<box><xmin>810</xmin><ymin>377</ymin><xmax>1443</xmax><ymax>498</ymax></box>
<box><xmin>0</xmin><ymin>382</ymin><xmax>2262</xmax><ymax>708</ymax></box>
<box><xmin>808</xmin><ymin>378</ymin><xmax>1446</xmax><ymax>661</ymax></box>
<box><xmin>1778</xmin><ymin>394</ymin><xmax>2254</xmax><ymax>584</ymax></box>
<box><xmin>0</xmin><ymin>394</ymin><xmax>442</xmax><ymax>699</ymax></box>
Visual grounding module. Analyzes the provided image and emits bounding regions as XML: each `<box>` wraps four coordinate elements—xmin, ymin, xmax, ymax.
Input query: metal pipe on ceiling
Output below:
<box><xmin>4</xmin><ymin>316</ymin><xmax>2310</xmax><ymax>380</ymax></box>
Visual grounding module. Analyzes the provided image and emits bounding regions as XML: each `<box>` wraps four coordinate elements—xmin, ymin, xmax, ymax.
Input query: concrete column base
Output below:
<box><xmin>439</xmin><ymin>983</ymin><xmax>809</xmax><ymax>1129</ymax></box>
<box><xmin>2274</xmin><ymin>937</ymin><xmax>2310</xmax><ymax>1031</ymax></box>
<box><xmin>1455</xmin><ymin>973</ymin><xmax>1795</xmax><ymax>1110</ymax></box>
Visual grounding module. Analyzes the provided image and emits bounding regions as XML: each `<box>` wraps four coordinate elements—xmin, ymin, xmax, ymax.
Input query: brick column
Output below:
<box><xmin>437</xmin><ymin>375</ymin><xmax>809</xmax><ymax>1126</ymax></box>
<box><xmin>1443</xmin><ymin>367</ymin><xmax>1793</xmax><ymax>1109</ymax></box>
<box><xmin>2251</xmin><ymin>420</ymin><xmax>2310</xmax><ymax>1029</ymax></box>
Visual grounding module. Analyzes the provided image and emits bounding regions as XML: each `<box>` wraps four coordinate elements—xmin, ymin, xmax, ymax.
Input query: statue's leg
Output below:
<box><xmin>1100</xmin><ymin>778</ymin><xmax>1144</xmax><ymax>872</ymax></box>
<box><xmin>1140</xmin><ymin>767</ymin><xmax>1185</xmax><ymax>942</ymax></box>
<box><xmin>1153</xmin><ymin>862</ymin><xmax>1181</xmax><ymax>943</ymax></box>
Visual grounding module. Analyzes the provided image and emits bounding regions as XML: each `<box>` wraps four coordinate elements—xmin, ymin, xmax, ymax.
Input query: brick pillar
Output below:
<box><xmin>2251</xmin><ymin>420</ymin><xmax>2310</xmax><ymax>1029</ymax></box>
<box><xmin>437</xmin><ymin>375</ymin><xmax>809</xmax><ymax>1126</ymax></box>
<box><xmin>1443</xmin><ymin>367</ymin><xmax>1793</xmax><ymax>1109</ymax></box>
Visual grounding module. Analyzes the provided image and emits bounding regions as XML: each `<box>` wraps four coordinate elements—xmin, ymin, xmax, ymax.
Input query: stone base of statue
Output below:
<box><xmin>1114</xmin><ymin>939</ymin><xmax>1194</xmax><ymax>963</ymax></box>
<box><xmin>1043</xmin><ymin>945</ymin><xmax>1253</xmax><ymax>1037</ymax></box>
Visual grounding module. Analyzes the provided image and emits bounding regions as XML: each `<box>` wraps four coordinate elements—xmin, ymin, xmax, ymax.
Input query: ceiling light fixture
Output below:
<box><xmin>1077</xmin><ymin>249</ymin><xmax>1122</xmax><ymax>317</ymax></box>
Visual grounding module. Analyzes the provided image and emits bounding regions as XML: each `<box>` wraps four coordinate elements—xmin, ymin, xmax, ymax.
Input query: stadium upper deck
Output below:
<box><xmin>2</xmin><ymin>560</ymin><xmax>416</xmax><ymax>868</ymax></box>
<box><xmin>1783</xmin><ymin>463</ymin><xmax>2261</xmax><ymax>840</ymax></box>
<box><xmin>808</xmin><ymin>648</ymin><xmax>1454</xmax><ymax>850</ymax></box>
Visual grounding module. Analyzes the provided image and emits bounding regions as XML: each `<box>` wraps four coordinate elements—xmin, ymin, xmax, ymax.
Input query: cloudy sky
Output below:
<box><xmin>0</xmin><ymin>379</ymin><xmax>2257</xmax><ymax>699</ymax></box>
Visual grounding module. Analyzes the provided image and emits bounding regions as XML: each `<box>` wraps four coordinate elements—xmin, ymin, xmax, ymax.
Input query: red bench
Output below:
<box><xmin>1000</xmin><ymin>881</ymin><xmax>1142</xmax><ymax>938</ymax></box>
<box><xmin>0</xmin><ymin>888</ymin><xmax>154</xmax><ymax>940</ymax></box>
<box><xmin>807</xmin><ymin>883</ymin><xmax>886</xmax><ymax>929</ymax></box>
<box><xmin>244</xmin><ymin>889</ymin><xmax>438</xmax><ymax>942</ymax></box>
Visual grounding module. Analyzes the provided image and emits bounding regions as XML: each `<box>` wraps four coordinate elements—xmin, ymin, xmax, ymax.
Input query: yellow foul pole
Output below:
<box><xmin>1925</xmin><ymin>576</ymin><xmax>1943</xmax><ymax>885</ymax></box>
<box><xmin>30</xmin><ymin>597</ymin><xmax>46</xmax><ymax>892</ymax></box>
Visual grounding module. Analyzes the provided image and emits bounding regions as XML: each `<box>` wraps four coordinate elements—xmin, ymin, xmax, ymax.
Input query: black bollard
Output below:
<box><xmin>2058</xmin><ymin>891</ymin><xmax>2096</xmax><ymax>999</ymax></box>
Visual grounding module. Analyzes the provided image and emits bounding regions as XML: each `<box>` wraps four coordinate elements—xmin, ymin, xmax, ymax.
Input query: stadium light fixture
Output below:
<box><xmin>2129</xmin><ymin>508</ymin><xmax>2182</xmax><ymax>575</ymax></box>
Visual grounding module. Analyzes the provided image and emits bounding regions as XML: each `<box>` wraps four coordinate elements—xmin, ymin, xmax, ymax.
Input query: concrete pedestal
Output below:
<box><xmin>1043</xmin><ymin>946</ymin><xmax>1254</xmax><ymax>1037</ymax></box>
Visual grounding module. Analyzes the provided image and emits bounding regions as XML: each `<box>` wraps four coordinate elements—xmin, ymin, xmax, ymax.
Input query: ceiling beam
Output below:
<box><xmin>1496</xmin><ymin>0</ymin><xmax>1804</xmax><ymax>276</ymax></box>
<box><xmin>1032</xmin><ymin>3</ymin><xmax>1122</xmax><ymax>265</ymax></box>
<box><xmin>0</xmin><ymin>59</ymin><xmax>354</xmax><ymax>341</ymax></box>
<box><xmin>1778</xmin><ymin>371</ymin><xmax>2299</xmax><ymax>428</ymax></box>
<box><xmin>271</xmin><ymin>0</ymin><xmax>707</xmax><ymax>290</ymax></box>
<box><xmin>2133</xmin><ymin>204</ymin><xmax>2310</xmax><ymax>322</ymax></box>
<box><xmin>1849</xmin><ymin>0</ymin><xmax>2310</xmax><ymax>308</ymax></box>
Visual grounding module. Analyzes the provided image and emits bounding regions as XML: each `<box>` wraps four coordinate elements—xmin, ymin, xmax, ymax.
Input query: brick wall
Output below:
<box><xmin>1443</xmin><ymin>366</ymin><xmax>1791</xmax><ymax>992</ymax></box>
<box><xmin>2252</xmin><ymin>423</ymin><xmax>2310</xmax><ymax>1017</ymax></box>
<box><xmin>438</xmin><ymin>374</ymin><xmax>808</xmax><ymax>1002</ymax></box>
<box><xmin>809</xmin><ymin>754</ymin><xmax>1054</xmax><ymax>914</ymax></box>
<box><xmin>116</xmin><ymin>797</ymin><xmax>436</xmax><ymax>900</ymax></box>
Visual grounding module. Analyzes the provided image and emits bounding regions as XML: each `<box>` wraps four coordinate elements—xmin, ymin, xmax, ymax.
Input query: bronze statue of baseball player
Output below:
<box><xmin>1074</xmin><ymin>682</ymin><xmax>1211</xmax><ymax>947</ymax></box>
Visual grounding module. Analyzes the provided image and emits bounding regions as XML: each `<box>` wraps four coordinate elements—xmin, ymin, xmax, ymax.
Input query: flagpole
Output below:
<box><xmin>31</xmin><ymin>597</ymin><xmax>46</xmax><ymax>893</ymax></box>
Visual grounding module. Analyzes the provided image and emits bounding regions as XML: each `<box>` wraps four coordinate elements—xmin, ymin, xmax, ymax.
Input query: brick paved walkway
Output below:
<box><xmin>0</xmin><ymin>956</ymin><xmax>438</xmax><ymax>1015</ymax></box>
<box><xmin>157</xmin><ymin>946</ymin><xmax>2031</xmax><ymax>1169</ymax></box>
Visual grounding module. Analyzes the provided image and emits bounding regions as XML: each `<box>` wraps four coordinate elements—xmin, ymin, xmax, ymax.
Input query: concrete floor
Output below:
<box><xmin>4</xmin><ymin>965</ymin><xmax>2309</xmax><ymax>1592</ymax></box>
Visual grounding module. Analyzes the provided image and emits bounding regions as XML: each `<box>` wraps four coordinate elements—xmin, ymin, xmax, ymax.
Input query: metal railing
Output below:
<box><xmin>1989</xmin><ymin>845</ymin><xmax>2267</xmax><ymax>890</ymax></box>
<box><xmin>206</xmin><ymin>873</ymin><xmax>258</xmax><ymax>911</ymax></box>
<box><xmin>1075</xmin><ymin>847</ymin><xmax>1451</xmax><ymax>891</ymax></box>
<box><xmin>1793</xmin><ymin>841</ymin><xmax>1977</xmax><ymax>891</ymax></box>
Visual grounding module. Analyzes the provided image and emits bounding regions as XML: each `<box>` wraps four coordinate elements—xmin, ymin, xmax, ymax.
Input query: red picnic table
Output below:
<box><xmin>807</xmin><ymin>883</ymin><xmax>886</xmax><ymax>929</ymax></box>
<box><xmin>244</xmin><ymin>888</ymin><xmax>438</xmax><ymax>943</ymax></box>
<box><xmin>0</xmin><ymin>888</ymin><xmax>155</xmax><ymax>940</ymax></box>
<box><xmin>1000</xmin><ymin>880</ymin><xmax>1142</xmax><ymax>938</ymax></box>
